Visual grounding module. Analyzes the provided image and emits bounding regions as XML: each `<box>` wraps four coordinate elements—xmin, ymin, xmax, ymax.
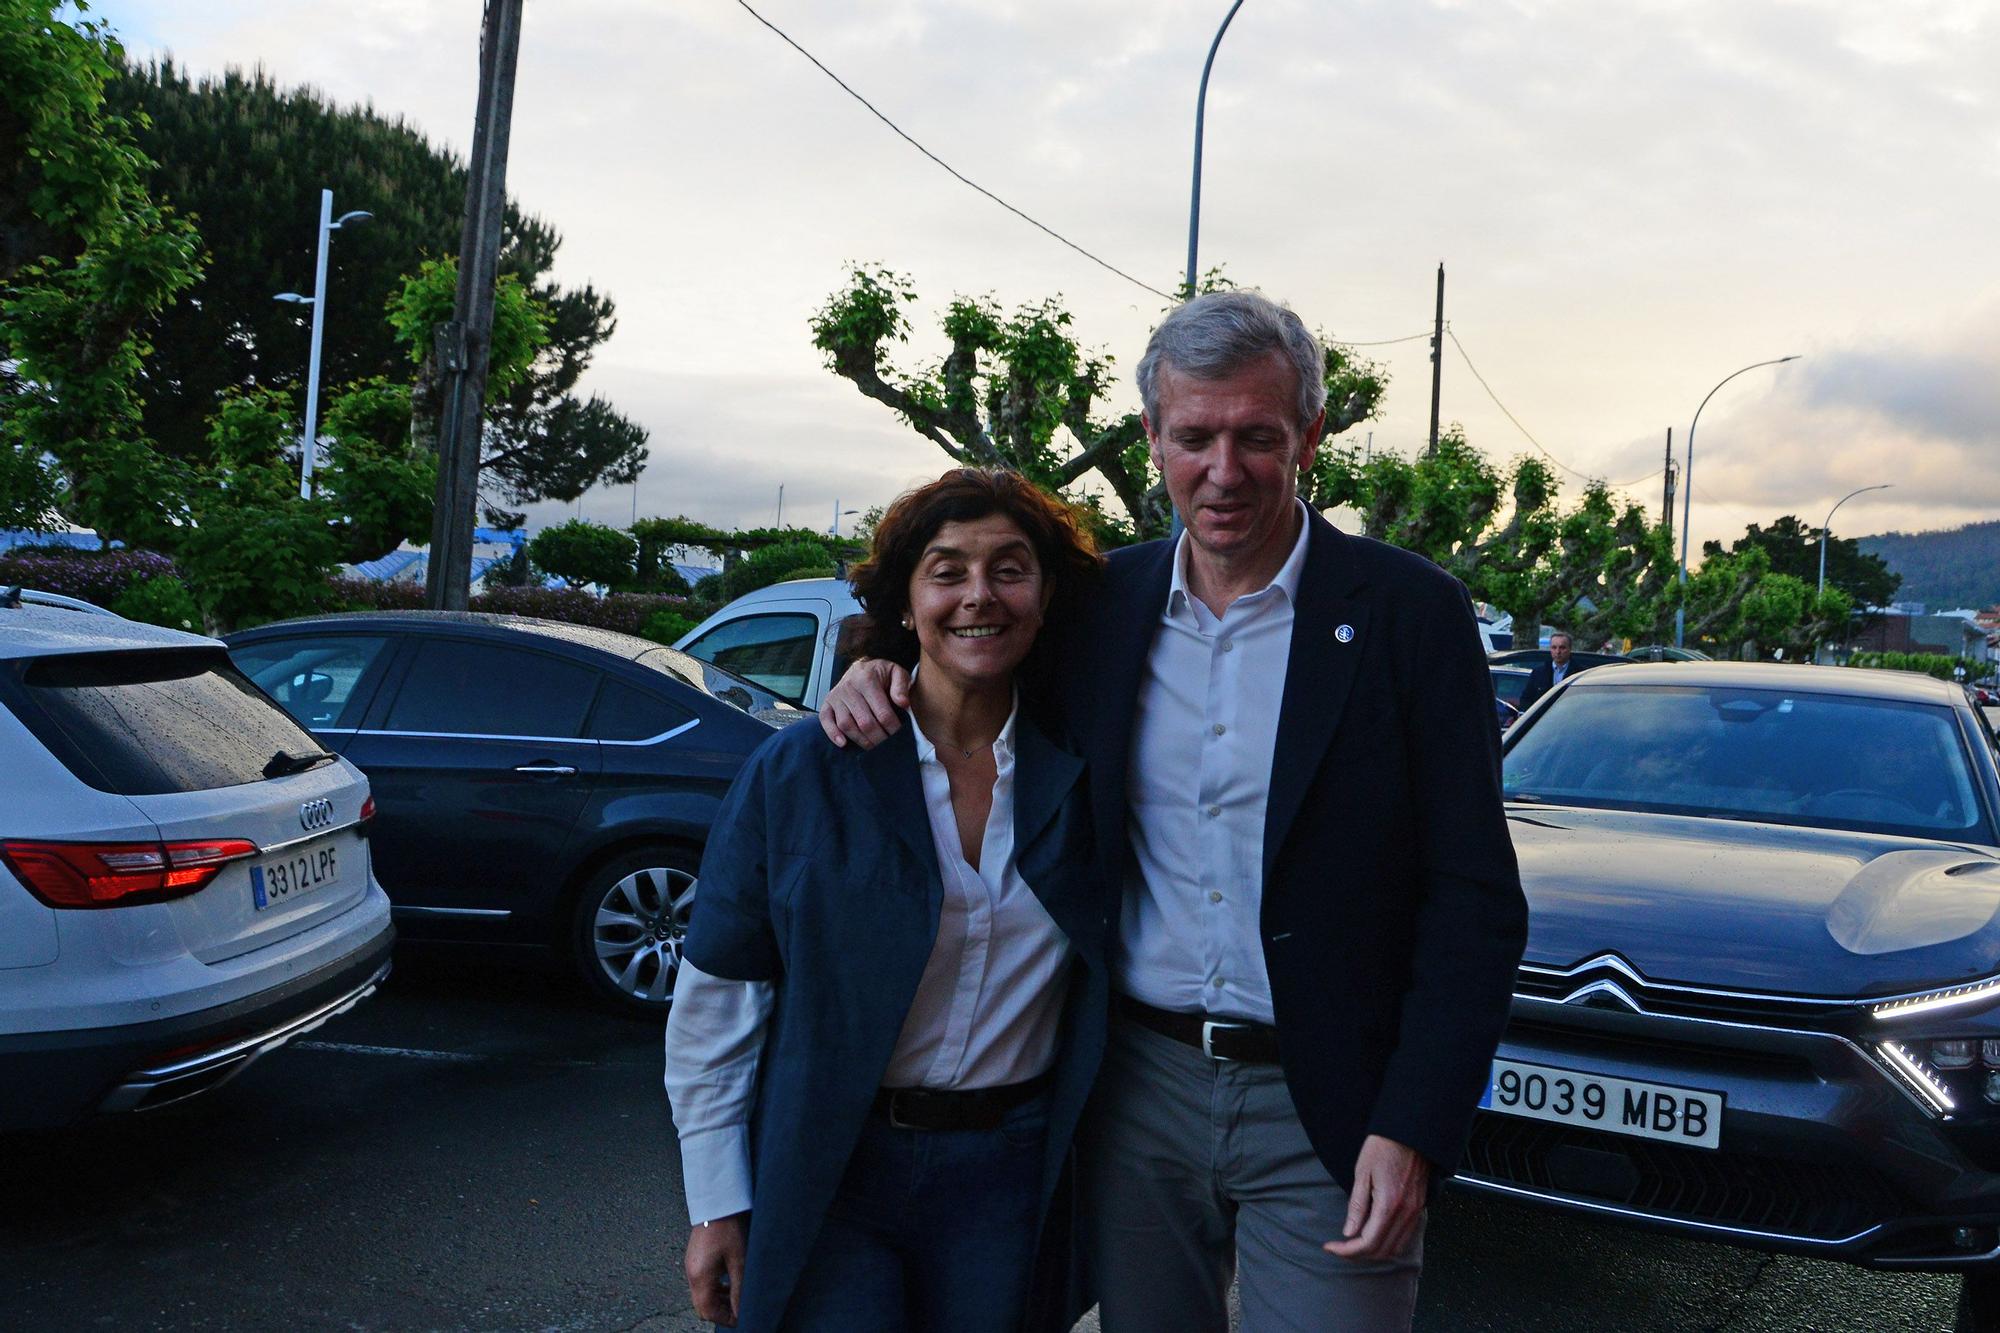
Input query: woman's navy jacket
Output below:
<box><xmin>681</xmin><ymin>707</ymin><xmax>1108</xmax><ymax>1333</ymax></box>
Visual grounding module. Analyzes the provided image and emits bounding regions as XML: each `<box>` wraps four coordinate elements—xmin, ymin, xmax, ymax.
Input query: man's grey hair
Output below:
<box><xmin>1136</xmin><ymin>290</ymin><xmax>1327</xmax><ymax>433</ymax></box>
<box><xmin>1548</xmin><ymin>631</ymin><xmax>1573</xmax><ymax>645</ymax></box>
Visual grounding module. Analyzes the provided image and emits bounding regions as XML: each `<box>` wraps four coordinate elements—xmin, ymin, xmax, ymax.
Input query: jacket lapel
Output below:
<box><xmin>1012</xmin><ymin>713</ymin><xmax>1085</xmax><ymax>854</ymax></box>
<box><xmin>1263</xmin><ymin>513</ymin><xmax>1371</xmax><ymax>887</ymax></box>
<box><xmin>854</xmin><ymin>722</ymin><xmax>941</xmax><ymax>901</ymax></box>
<box><xmin>1084</xmin><ymin>540</ymin><xmax>1176</xmax><ymax>868</ymax></box>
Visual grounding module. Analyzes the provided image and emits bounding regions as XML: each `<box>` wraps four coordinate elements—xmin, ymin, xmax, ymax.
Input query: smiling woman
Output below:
<box><xmin>663</xmin><ymin>467</ymin><xmax>1109</xmax><ymax>1331</ymax></box>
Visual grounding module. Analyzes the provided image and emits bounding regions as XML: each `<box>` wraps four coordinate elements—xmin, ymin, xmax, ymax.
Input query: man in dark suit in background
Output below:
<box><xmin>824</xmin><ymin>290</ymin><xmax>1527</xmax><ymax>1331</ymax></box>
<box><xmin>1519</xmin><ymin>630</ymin><xmax>1581</xmax><ymax>711</ymax></box>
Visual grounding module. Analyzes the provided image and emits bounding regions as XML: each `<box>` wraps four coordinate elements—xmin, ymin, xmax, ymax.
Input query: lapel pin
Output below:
<box><xmin>1335</xmin><ymin>624</ymin><xmax>1355</xmax><ymax>643</ymax></box>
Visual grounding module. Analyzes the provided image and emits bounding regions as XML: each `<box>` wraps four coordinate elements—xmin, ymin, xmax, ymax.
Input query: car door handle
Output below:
<box><xmin>513</xmin><ymin>763</ymin><xmax>578</xmax><ymax>775</ymax></box>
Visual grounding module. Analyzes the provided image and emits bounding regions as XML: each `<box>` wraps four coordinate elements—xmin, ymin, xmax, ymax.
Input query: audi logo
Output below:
<box><xmin>299</xmin><ymin>798</ymin><xmax>335</xmax><ymax>831</ymax></box>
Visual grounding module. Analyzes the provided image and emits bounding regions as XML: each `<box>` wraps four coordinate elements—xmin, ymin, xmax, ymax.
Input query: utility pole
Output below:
<box><xmin>1661</xmin><ymin>427</ymin><xmax>1676</xmax><ymax>529</ymax></box>
<box><xmin>1426</xmin><ymin>263</ymin><xmax>1445</xmax><ymax>453</ymax></box>
<box><xmin>427</xmin><ymin>0</ymin><xmax>524</xmax><ymax>611</ymax></box>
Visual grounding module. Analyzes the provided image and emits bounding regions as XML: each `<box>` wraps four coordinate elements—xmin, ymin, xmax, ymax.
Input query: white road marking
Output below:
<box><xmin>293</xmin><ymin>1040</ymin><xmax>487</xmax><ymax>1063</ymax></box>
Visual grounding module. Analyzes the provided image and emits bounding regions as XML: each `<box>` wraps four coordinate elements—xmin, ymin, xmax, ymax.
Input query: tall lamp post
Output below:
<box><xmin>273</xmin><ymin>189</ymin><xmax>372</xmax><ymax>499</ymax></box>
<box><xmin>1172</xmin><ymin>0</ymin><xmax>1247</xmax><ymax>543</ymax></box>
<box><xmin>1818</xmin><ymin>484</ymin><xmax>1892</xmax><ymax>598</ymax></box>
<box><xmin>1185</xmin><ymin>0</ymin><xmax>1248</xmax><ymax>296</ymax></box>
<box><xmin>1816</xmin><ymin>483</ymin><xmax>1891</xmax><ymax>663</ymax></box>
<box><xmin>1674</xmin><ymin>355</ymin><xmax>1799</xmax><ymax>646</ymax></box>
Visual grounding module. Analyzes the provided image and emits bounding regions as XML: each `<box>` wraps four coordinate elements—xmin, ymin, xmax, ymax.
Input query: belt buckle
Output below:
<box><xmin>1201</xmin><ymin>1020</ymin><xmax>1240</xmax><ymax>1062</ymax></box>
<box><xmin>886</xmin><ymin>1089</ymin><xmax>921</xmax><ymax>1130</ymax></box>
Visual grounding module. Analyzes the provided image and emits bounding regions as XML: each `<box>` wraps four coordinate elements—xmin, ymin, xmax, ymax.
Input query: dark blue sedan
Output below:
<box><xmin>1466</xmin><ymin>661</ymin><xmax>2000</xmax><ymax>1327</ymax></box>
<box><xmin>226</xmin><ymin>612</ymin><xmax>805</xmax><ymax>1014</ymax></box>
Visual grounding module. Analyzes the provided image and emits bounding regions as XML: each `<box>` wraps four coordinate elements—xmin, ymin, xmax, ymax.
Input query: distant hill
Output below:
<box><xmin>1856</xmin><ymin>520</ymin><xmax>2000</xmax><ymax>610</ymax></box>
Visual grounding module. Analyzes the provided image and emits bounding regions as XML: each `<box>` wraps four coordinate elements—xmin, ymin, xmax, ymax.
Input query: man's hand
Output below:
<box><xmin>1324</xmin><ymin>1135</ymin><xmax>1428</xmax><ymax>1262</ymax></box>
<box><xmin>684</xmin><ymin>1212</ymin><xmax>749</xmax><ymax>1327</ymax></box>
<box><xmin>818</xmin><ymin>658</ymin><xmax>910</xmax><ymax>749</ymax></box>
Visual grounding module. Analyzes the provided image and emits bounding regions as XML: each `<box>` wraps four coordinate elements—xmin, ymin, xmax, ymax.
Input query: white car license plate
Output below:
<box><xmin>251</xmin><ymin>840</ymin><xmax>339</xmax><ymax>910</ymax></box>
<box><xmin>1480</xmin><ymin>1058</ymin><xmax>1723</xmax><ymax>1150</ymax></box>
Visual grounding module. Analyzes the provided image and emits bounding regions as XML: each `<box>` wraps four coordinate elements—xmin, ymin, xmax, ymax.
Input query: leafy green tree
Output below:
<box><xmin>0</xmin><ymin>0</ymin><xmax>203</xmax><ymax>545</ymax></box>
<box><xmin>721</xmin><ymin>540</ymin><xmax>838</xmax><ymax>601</ymax></box>
<box><xmin>1666</xmin><ymin>545</ymin><xmax>1853</xmax><ymax>659</ymax></box>
<box><xmin>1705</xmin><ymin>515</ymin><xmax>1899</xmax><ymax>614</ymax></box>
<box><xmin>528</xmin><ymin>518</ymin><xmax>638</xmax><ymax>590</ymax></box>
<box><xmin>105</xmin><ymin>59</ymin><xmax>647</xmax><ymax>510</ymax></box>
<box><xmin>318</xmin><ymin>377</ymin><xmax>436</xmax><ymax>564</ymax></box>
<box><xmin>174</xmin><ymin>388</ymin><xmax>344</xmax><ymax>630</ymax></box>
<box><xmin>809</xmin><ymin>266</ymin><xmax>1385</xmax><ymax>541</ymax></box>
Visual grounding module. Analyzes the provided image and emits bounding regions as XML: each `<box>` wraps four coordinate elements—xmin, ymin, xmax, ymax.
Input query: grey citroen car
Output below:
<box><xmin>1466</xmin><ymin>661</ymin><xmax>2000</xmax><ymax>1327</ymax></box>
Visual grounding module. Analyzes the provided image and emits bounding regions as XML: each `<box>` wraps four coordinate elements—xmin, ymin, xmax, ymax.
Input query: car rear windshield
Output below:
<box><xmin>1503</xmin><ymin>683</ymin><xmax>1994</xmax><ymax>841</ymax></box>
<box><xmin>3</xmin><ymin>648</ymin><xmax>325</xmax><ymax>796</ymax></box>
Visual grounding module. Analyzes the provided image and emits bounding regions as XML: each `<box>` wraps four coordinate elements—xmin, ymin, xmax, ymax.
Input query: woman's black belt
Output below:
<box><xmin>1117</xmin><ymin>994</ymin><xmax>1282</xmax><ymax>1064</ymax></box>
<box><xmin>872</xmin><ymin>1071</ymin><xmax>1052</xmax><ymax>1132</ymax></box>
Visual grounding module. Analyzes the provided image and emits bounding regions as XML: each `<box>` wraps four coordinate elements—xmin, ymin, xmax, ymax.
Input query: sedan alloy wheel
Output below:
<box><xmin>572</xmin><ymin>849</ymin><xmax>699</xmax><ymax>1014</ymax></box>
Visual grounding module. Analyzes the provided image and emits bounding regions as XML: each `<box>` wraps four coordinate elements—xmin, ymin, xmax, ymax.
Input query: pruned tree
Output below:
<box><xmin>810</xmin><ymin>266</ymin><xmax>1385</xmax><ymax>542</ymax></box>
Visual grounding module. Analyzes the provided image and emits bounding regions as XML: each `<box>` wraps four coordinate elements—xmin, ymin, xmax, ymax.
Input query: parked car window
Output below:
<box><xmin>384</xmin><ymin>639</ymin><xmax>599</xmax><ymax>739</ymax></box>
<box><xmin>3</xmin><ymin>648</ymin><xmax>322</xmax><ymax>796</ymax></box>
<box><xmin>230</xmin><ymin>635</ymin><xmax>390</xmax><ymax>729</ymax></box>
<box><xmin>1504</xmin><ymin>684</ymin><xmax>1990</xmax><ymax>840</ymax></box>
<box><xmin>679</xmin><ymin>613</ymin><xmax>818</xmax><ymax>703</ymax></box>
<box><xmin>589</xmin><ymin>678</ymin><xmax>693</xmax><ymax>741</ymax></box>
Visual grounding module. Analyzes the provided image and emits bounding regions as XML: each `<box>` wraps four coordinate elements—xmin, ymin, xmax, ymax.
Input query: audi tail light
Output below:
<box><xmin>0</xmin><ymin>838</ymin><xmax>258</xmax><ymax>909</ymax></box>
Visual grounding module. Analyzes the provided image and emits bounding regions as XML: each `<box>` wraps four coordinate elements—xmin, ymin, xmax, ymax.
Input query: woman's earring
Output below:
<box><xmin>901</xmin><ymin>616</ymin><xmax>912</xmax><ymax>630</ymax></box>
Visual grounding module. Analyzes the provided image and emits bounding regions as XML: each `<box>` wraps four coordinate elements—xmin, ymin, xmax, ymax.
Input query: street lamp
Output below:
<box><xmin>1185</xmin><ymin>0</ymin><xmax>1247</xmax><ymax>297</ymax></box>
<box><xmin>273</xmin><ymin>189</ymin><xmax>372</xmax><ymax>499</ymax></box>
<box><xmin>1674</xmin><ymin>355</ymin><xmax>1800</xmax><ymax>646</ymax></box>
<box><xmin>1818</xmin><ymin>484</ymin><xmax>1892</xmax><ymax>597</ymax></box>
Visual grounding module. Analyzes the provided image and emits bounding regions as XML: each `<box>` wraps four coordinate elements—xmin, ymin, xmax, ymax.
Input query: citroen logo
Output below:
<box><xmin>299</xmin><ymin>798</ymin><xmax>334</xmax><ymax>831</ymax></box>
<box><xmin>1562</xmin><ymin>979</ymin><xmax>1644</xmax><ymax>1013</ymax></box>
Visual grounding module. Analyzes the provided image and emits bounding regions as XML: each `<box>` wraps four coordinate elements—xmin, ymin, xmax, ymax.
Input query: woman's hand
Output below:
<box><xmin>684</xmin><ymin>1211</ymin><xmax>750</xmax><ymax>1326</ymax></box>
<box><xmin>819</xmin><ymin>658</ymin><xmax>911</xmax><ymax>749</ymax></box>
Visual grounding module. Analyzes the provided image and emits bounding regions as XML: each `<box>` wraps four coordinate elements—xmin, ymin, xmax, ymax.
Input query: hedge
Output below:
<box><xmin>0</xmin><ymin>548</ymin><xmax>184</xmax><ymax>608</ymax></box>
<box><xmin>1846</xmin><ymin>651</ymin><xmax>1985</xmax><ymax>682</ymax></box>
<box><xmin>5</xmin><ymin>551</ymin><xmax>699</xmax><ymax>641</ymax></box>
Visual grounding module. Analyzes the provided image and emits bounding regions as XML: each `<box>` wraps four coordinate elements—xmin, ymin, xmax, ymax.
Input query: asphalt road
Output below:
<box><xmin>0</xmin><ymin>949</ymin><xmax>1966</xmax><ymax>1332</ymax></box>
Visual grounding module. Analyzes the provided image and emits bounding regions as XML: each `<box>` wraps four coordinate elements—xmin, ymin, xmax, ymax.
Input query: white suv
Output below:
<box><xmin>0</xmin><ymin>605</ymin><xmax>394</xmax><ymax>1129</ymax></box>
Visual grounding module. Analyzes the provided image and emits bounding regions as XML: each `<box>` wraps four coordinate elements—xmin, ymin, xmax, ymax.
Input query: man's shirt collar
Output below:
<box><xmin>1167</xmin><ymin>497</ymin><xmax>1312</xmax><ymax>619</ymax></box>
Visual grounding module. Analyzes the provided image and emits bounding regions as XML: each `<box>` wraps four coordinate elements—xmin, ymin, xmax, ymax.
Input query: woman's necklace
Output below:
<box><xmin>932</xmin><ymin>735</ymin><xmax>992</xmax><ymax>761</ymax></box>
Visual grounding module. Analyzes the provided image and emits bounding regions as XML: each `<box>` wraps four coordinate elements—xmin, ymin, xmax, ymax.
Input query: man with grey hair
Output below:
<box><xmin>822</xmin><ymin>289</ymin><xmax>1525</xmax><ymax>1331</ymax></box>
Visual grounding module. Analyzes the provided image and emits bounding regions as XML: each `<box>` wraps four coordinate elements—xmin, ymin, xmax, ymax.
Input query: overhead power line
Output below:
<box><xmin>1326</xmin><ymin>330</ymin><xmax>1433</xmax><ymax>348</ymax></box>
<box><xmin>735</xmin><ymin>0</ymin><xmax>1175</xmax><ymax>301</ymax></box>
<box><xmin>1446</xmin><ymin>328</ymin><xmax>1662</xmax><ymax>492</ymax></box>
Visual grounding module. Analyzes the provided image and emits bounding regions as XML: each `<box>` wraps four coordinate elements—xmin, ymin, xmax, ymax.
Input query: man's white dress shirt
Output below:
<box><xmin>1116</xmin><ymin>500</ymin><xmax>1310</xmax><ymax>1027</ymax></box>
<box><xmin>663</xmin><ymin>699</ymin><xmax>1072</xmax><ymax>1223</ymax></box>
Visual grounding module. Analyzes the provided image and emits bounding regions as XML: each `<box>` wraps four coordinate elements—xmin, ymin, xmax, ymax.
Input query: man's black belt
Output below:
<box><xmin>871</xmin><ymin>1071</ymin><xmax>1052</xmax><ymax>1132</ymax></box>
<box><xmin>1117</xmin><ymin>995</ymin><xmax>1282</xmax><ymax>1064</ymax></box>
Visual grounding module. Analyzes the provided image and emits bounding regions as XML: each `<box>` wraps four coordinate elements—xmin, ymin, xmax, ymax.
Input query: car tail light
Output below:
<box><xmin>358</xmin><ymin>796</ymin><xmax>375</xmax><ymax>838</ymax></box>
<box><xmin>0</xmin><ymin>838</ymin><xmax>258</xmax><ymax>909</ymax></box>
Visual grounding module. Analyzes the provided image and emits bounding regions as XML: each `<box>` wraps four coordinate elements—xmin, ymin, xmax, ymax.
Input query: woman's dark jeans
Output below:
<box><xmin>778</xmin><ymin>1093</ymin><xmax>1050</xmax><ymax>1331</ymax></box>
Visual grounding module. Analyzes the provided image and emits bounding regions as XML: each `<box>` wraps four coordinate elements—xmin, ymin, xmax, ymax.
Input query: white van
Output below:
<box><xmin>673</xmin><ymin>577</ymin><xmax>864</xmax><ymax>710</ymax></box>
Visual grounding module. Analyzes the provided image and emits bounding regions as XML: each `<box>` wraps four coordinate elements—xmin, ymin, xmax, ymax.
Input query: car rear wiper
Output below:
<box><xmin>263</xmin><ymin>748</ymin><xmax>335</xmax><ymax>778</ymax></box>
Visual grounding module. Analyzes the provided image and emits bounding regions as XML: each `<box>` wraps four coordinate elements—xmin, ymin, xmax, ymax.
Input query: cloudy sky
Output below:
<box><xmin>95</xmin><ymin>0</ymin><xmax>2000</xmax><ymax>552</ymax></box>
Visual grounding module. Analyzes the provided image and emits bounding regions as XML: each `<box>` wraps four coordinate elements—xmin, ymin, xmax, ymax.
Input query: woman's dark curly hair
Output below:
<box><xmin>846</xmin><ymin>468</ymin><xmax>1103</xmax><ymax>669</ymax></box>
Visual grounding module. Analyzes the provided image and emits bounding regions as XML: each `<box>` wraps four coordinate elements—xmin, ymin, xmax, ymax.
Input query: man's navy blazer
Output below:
<box><xmin>681</xmin><ymin>707</ymin><xmax>1106</xmax><ymax>1333</ymax></box>
<box><xmin>1051</xmin><ymin>509</ymin><xmax>1527</xmax><ymax>1186</ymax></box>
